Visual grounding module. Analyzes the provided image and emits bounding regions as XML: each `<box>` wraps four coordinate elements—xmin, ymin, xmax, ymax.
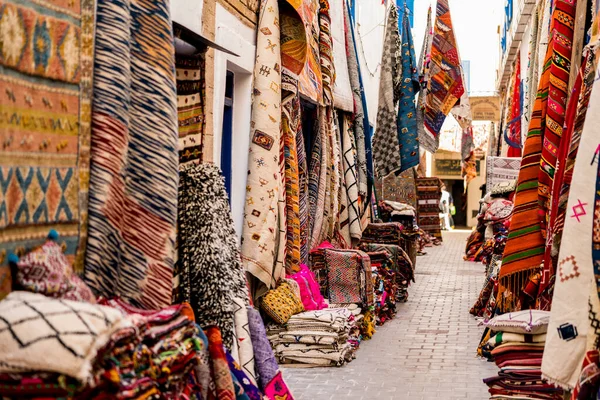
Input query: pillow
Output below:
<box><xmin>260</xmin><ymin>282</ymin><xmax>305</xmax><ymax>324</ymax></box>
<box><xmin>14</xmin><ymin>240</ymin><xmax>96</xmax><ymax>303</ymax></box>
<box><xmin>483</xmin><ymin>310</ymin><xmax>551</xmax><ymax>334</ymax></box>
<box><xmin>484</xmin><ymin>199</ymin><xmax>514</xmax><ymax>222</ymax></box>
<box><xmin>287</xmin><ymin>264</ymin><xmax>327</xmax><ymax>311</ymax></box>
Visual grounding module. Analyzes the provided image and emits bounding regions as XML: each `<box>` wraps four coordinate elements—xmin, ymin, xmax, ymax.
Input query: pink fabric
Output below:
<box><xmin>264</xmin><ymin>371</ymin><xmax>295</xmax><ymax>400</ymax></box>
<box><xmin>287</xmin><ymin>264</ymin><xmax>327</xmax><ymax>311</ymax></box>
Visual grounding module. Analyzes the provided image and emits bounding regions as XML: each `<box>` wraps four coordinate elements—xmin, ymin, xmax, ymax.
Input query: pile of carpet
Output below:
<box><xmin>480</xmin><ymin>310</ymin><xmax>564</xmax><ymax>400</ymax></box>
<box><xmin>365</xmin><ymin>250</ymin><xmax>398</xmax><ymax>324</ymax></box>
<box><xmin>0</xmin><ymin>291</ymin><xmax>294</xmax><ymax>400</ymax></box>
<box><xmin>267</xmin><ymin>307</ymin><xmax>361</xmax><ymax>367</ymax></box>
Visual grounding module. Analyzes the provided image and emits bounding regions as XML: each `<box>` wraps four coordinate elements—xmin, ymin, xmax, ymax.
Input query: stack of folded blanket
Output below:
<box><xmin>268</xmin><ymin>308</ymin><xmax>360</xmax><ymax>367</ymax></box>
<box><xmin>481</xmin><ymin>310</ymin><xmax>564</xmax><ymax>400</ymax></box>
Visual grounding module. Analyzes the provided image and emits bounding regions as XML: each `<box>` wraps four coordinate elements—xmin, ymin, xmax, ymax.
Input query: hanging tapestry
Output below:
<box><xmin>424</xmin><ymin>0</ymin><xmax>465</xmax><ymax>139</ymax></box>
<box><xmin>486</xmin><ymin>156</ymin><xmax>522</xmax><ymax>193</ymax></box>
<box><xmin>240</xmin><ymin>0</ymin><xmax>286</xmax><ymax>290</ymax></box>
<box><xmin>548</xmin><ymin>46</ymin><xmax>597</xmax><ymax>271</ymax></box>
<box><xmin>327</xmin><ymin>112</ymin><xmax>343</xmax><ymax>243</ymax></box>
<box><xmin>288</xmin><ymin>0</ymin><xmax>322</xmax><ymax>103</ymax></box>
<box><xmin>416</xmin><ymin>6</ymin><xmax>436</xmax><ymax>153</ymax></box>
<box><xmin>540</xmin><ymin>55</ymin><xmax>600</xmax><ymax>387</ymax></box>
<box><xmin>176</xmin><ymin>54</ymin><xmax>205</xmax><ymax>164</ymax></box>
<box><xmin>344</xmin><ymin>2</ymin><xmax>368</xmax><ymax>198</ymax></box>
<box><xmin>540</xmin><ymin>47</ymin><xmax>597</xmax><ymax>306</ymax></box>
<box><xmin>319</xmin><ymin>0</ymin><xmax>335</xmax><ymax>106</ymax></box>
<box><xmin>176</xmin><ymin>164</ymin><xmax>249</xmax><ymax>353</ymax></box>
<box><xmin>397</xmin><ymin>5</ymin><xmax>420</xmax><ymax>173</ymax></box>
<box><xmin>382</xmin><ymin>170</ymin><xmax>417</xmax><ymax>208</ymax></box>
<box><xmin>330</xmin><ymin>0</ymin><xmax>353</xmax><ymax>111</ymax></box>
<box><xmin>373</xmin><ymin>5</ymin><xmax>401</xmax><ymax>178</ymax></box>
<box><xmin>340</xmin><ymin>113</ymin><xmax>362</xmax><ymax>241</ymax></box>
<box><xmin>523</xmin><ymin>6</ymin><xmax>539</xmax><ymax>132</ymax></box>
<box><xmin>308</xmin><ymin>109</ymin><xmax>324</xmax><ymax>250</ymax></box>
<box><xmin>538</xmin><ymin>0</ymin><xmax>578</xmax><ymax>240</ymax></box>
<box><xmin>311</xmin><ymin>107</ymin><xmax>333</xmax><ymax>248</ymax></box>
<box><xmin>297</xmin><ymin>120</ymin><xmax>310</xmax><ymax>265</ymax></box>
<box><xmin>461</xmin><ymin>128</ymin><xmax>477</xmax><ymax>185</ymax></box>
<box><xmin>416</xmin><ymin>178</ymin><xmax>442</xmax><ymax>240</ymax></box>
<box><xmin>499</xmin><ymin>0</ymin><xmax>578</xmax><ymax>301</ymax></box>
<box><xmin>85</xmin><ymin>0</ymin><xmax>178</xmax><ymax>309</ymax></box>
<box><xmin>506</xmin><ymin>55</ymin><xmax>522</xmax><ymax>157</ymax></box>
<box><xmin>282</xmin><ymin>73</ymin><xmax>302</xmax><ymax>274</ymax></box>
<box><xmin>0</xmin><ymin>0</ymin><xmax>95</xmax><ymax>272</ymax></box>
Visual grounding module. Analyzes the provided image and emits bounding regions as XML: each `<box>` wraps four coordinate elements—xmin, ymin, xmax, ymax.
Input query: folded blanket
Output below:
<box><xmin>488</xmin><ymin>333</ymin><xmax>547</xmax><ymax>347</ymax></box>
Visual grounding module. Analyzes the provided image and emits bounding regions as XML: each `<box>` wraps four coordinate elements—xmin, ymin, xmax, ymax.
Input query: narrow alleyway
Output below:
<box><xmin>282</xmin><ymin>230</ymin><xmax>497</xmax><ymax>399</ymax></box>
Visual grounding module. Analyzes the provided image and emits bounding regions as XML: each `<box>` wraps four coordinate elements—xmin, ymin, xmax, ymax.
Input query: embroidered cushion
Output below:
<box><xmin>484</xmin><ymin>199</ymin><xmax>514</xmax><ymax>222</ymax></box>
<box><xmin>483</xmin><ymin>310</ymin><xmax>551</xmax><ymax>334</ymax></box>
<box><xmin>260</xmin><ymin>282</ymin><xmax>305</xmax><ymax>325</ymax></box>
<box><xmin>15</xmin><ymin>240</ymin><xmax>96</xmax><ymax>303</ymax></box>
<box><xmin>288</xmin><ymin>264</ymin><xmax>327</xmax><ymax>311</ymax></box>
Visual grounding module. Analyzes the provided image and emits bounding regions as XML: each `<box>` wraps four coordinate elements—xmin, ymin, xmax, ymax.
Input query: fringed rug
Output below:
<box><xmin>486</xmin><ymin>157</ymin><xmax>522</xmax><ymax>193</ymax></box>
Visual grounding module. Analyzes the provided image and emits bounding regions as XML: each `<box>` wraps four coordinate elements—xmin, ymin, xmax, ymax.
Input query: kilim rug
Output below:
<box><xmin>176</xmin><ymin>54</ymin><xmax>205</xmax><ymax>165</ymax></box>
<box><xmin>85</xmin><ymin>0</ymin><xmax>179</xmax><ymax>310</ymax></box>
<box><xmin>499</xmin><ymin>0</ymin><xmax>578</xmax><ymax>300</ymax></box>
<box><xmin>319</xmin><ymin>0</ymin><xmax>335</xmax><ymax>107</ymax></box>
<box><xmin>416</xmin><ymin>177</ymin><xmax>442</xmax><ymax>241</ymax></box>
<box><xmin>506</xmin><ymin>54</ymin><xmax>522</xmax><ymax>157</ymax></box>
<box><xmin>424</xmin><ymin>0</ymin><xmax>465</xmax><ymax>140</ymax></box>
<box><xmin>373</xmin><ymin>5</ymin><xmax>401</xmax><ymax>178</ymax></box>
<box><xmin>344</xmin><ymin>2</ymin><xmax>367</xmax><ymax>198</ymax></box>
<box><xmin>241</xmin><ymin>0</ymin><xmax>287</xmax><ymax>291</ymax></box>
<box><xmin>340</xmin><ymin>113</ymin><xmax>362</xmax><ymax>241</ymax></box>
<box><xmin>330</xmin><ymin>0</ymin><xmax>353</xmax><ymax>111</ymax></box>
<box><xmin>0</xmin><ymin>0</ymin><xmax>95</xmax><ymax>272</ymax></box>
<box><xmin>324</xmin><ymin>248</ymin><xmax>372</xmax><ymax>305</ymax></box>
<box><xmin>398</xmin><ymin>7</ymin><xmax>420</xmax><ymax>173</ymax></box>
<box><xmin>416</xmin><ymin>6</ymin><xmax>437</xmax><ymax>153</ymax></box>
<box><xmin>282</xmin><ymin>72</ymin><xmax>302</xmax><ymax>274</ymax></box>
<box><xmin>541</xmin><ymin>47</ymin><xmax>600</xmax><ymax>388</ymax></box>
<box><xmin>382</xmin><ymin>169</ymin><xmax>417</xmax><ymax>208</ymax></box>
<box><xmin>486</xmin><ymin>157</ymin><xmax>522</xmax><ymax>193</ymax></box>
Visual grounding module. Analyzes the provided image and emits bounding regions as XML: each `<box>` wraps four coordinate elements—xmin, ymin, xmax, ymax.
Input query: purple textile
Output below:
<box><xmin>247</xmin><ymin>307</ymin><xmax>279</xmax><ymax>389</ymax></box>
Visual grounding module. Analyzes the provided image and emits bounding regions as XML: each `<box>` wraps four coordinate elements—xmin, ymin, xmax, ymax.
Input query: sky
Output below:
<box><xmin>412</xmin><ymin>0</ymin><xmax>505</xmax><ymax>95</ymax></box>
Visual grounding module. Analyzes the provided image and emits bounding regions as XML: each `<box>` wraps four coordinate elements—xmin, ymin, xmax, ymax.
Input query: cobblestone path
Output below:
<box><xmin>282</xmin><ymin>230</ymin><xmax>497</xmax><ymax>399</ymax></box>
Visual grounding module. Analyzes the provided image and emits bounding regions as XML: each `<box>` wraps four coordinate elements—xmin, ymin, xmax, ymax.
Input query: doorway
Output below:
<box><xmin>443</xmin><ymin>179</ymin><xmax>467</xmax><ymax>228</ymax></box>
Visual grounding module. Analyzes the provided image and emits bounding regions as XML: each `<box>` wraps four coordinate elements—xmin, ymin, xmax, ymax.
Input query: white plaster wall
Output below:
<box><xmin>212</xmin><ymin>3</ymin><xmax>256</xmax><ymax>240</ymax></box>
<box><xmin>170</xmin><ymin>0</ymin><xmax>204</xmax><ymax>35</ymax></box>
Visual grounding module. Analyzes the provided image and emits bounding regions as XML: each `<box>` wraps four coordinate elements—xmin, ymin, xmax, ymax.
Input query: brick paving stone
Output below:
<box><xmin>282</xmin><ymin>230</ymin><xmax>497</xmax><ymax>399</ymax></box>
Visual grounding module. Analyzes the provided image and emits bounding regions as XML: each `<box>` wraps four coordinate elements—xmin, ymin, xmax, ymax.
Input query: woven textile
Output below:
<box><xmin>398</xmin><ymin>7</ymin><xmax>421</xmax><ymax>173</ymax></box>
<box><xmin>541</xmin><ymin>64</ymin><xmax>600</xmax><ymax>388</ymax></box>
<box><xmin>15</xmin><ymin>240</ymin><xmax>95</xmax><ymax>303</ymax></box>
<box><xmin>538</xmin><ymin>0</ymin><xmax>578</xmax><ymax>239</ymax></box>
<box><xmin>424</xmin><ymin>0</ymin><xmax>465</xmax><ymax>138</ymax></box>
<box><xmin>507</xmin><ymin>54</ymin><xmax>522</xmax><ymax>157</ymax></box>
<box><xmin>293</xmin><ymin>0</ymin><xmax>322</xmax><ymax>103</ymax></box>
<box><xmin>382</xmin><ymin>169</ymin><xmax>417</xmax><ymax>208</ymax></box>
<box><xmin>85</xmin><ymin>0</ymin><xmax>178</xmax><ymax>310</ymax></box>
<box><xmin>0</xmin><ymin>292</ymin><xmax>129</xmax><ymax>382</ymax></box>
<box><xmin>205</xmin><ymin>326</ymin><xmax>236</xmax><ymax>400</ymax></box>
<box><xmin>176</xmin><ymin>54</ymin><xmax>205</xmax><ymax>165</ymax></box>
<box><xmin>548</xmin><ymin>45</ymin><xmax>597</xmax><ymax>273</ymax></box>
<box><xmin>241</xmin><ymin>0</ymin><xmax>285</xmax><ymax>290</ymax></box>
<box><xmin>344</xmin><ymin>3</ymin><xmax>368</xmax><ymax>197</ymax></box>
<box><xmin>319</xmin><ymin>0</ymin><xmax>335</xmax><ymax>106</ymax></box>
<box><xmin>373</xmin><ymin>5</ymin><xmax>402</xmax><ymax>178</ymax></box>
<box><xmin>297</xmin><ymin>119</ymin><xmax>310</xmax><ymax>265</ymax></box>
<box><xmin>416</xmin><ymin>178</ymin><xmax>442</xmax><ymax>240</ymax></box>
<box><xmin>340</xmin><ymin>113</ymin><xmax>363</xmax><ymax>241</ymax></box>
<box><xmin>486</xmin><ymin>157</ymin><xmax>522</xmax><ymax>194</ymax></box>
<box><xmin>500</xmin><ymin>1</ymin><xmax>577</xmax><ymax>295</ymax></box>
<box><xmin>416</xmin><ymin>6</ymin><xmax>437</xmax><ymax>153</ymax></box>
<box><xmin>330</xmin><ymin>0</ymin><xmax>353</xmax><ymax>111</ymax></box>
<box><xmin>175</xmin><ymin>164</ymin><xmax>249</xmax><ymax>352</ymax></box>
<box><xmin>282</xmin><ymin>73</ymin><xmax>302</xmax><ymax>274</ymax></box>
<box><xmin>324</xmin><ymin>249</ymin><xmax>372</xmax><ymax>305</ymax></box>
<box><xmin>0</xmin><ymin>0</ymin><xmax>95</xmax><ymax>271</ymax></box>
<box><xmin>309</xmin><ymin>107</ymin><xmax>332</xmax><ymax>250</ymax></box>
<box><xmin>247</xmin><ymin>307</ymin><xmax>279</xmax><ymax>390</ymax></box>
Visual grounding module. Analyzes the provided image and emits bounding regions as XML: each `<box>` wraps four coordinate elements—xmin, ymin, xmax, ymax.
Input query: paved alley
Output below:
<box><xmin>282</xmin><ymin>230</ymin><xmax>497</xmax><ymax>400</ymax></box>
